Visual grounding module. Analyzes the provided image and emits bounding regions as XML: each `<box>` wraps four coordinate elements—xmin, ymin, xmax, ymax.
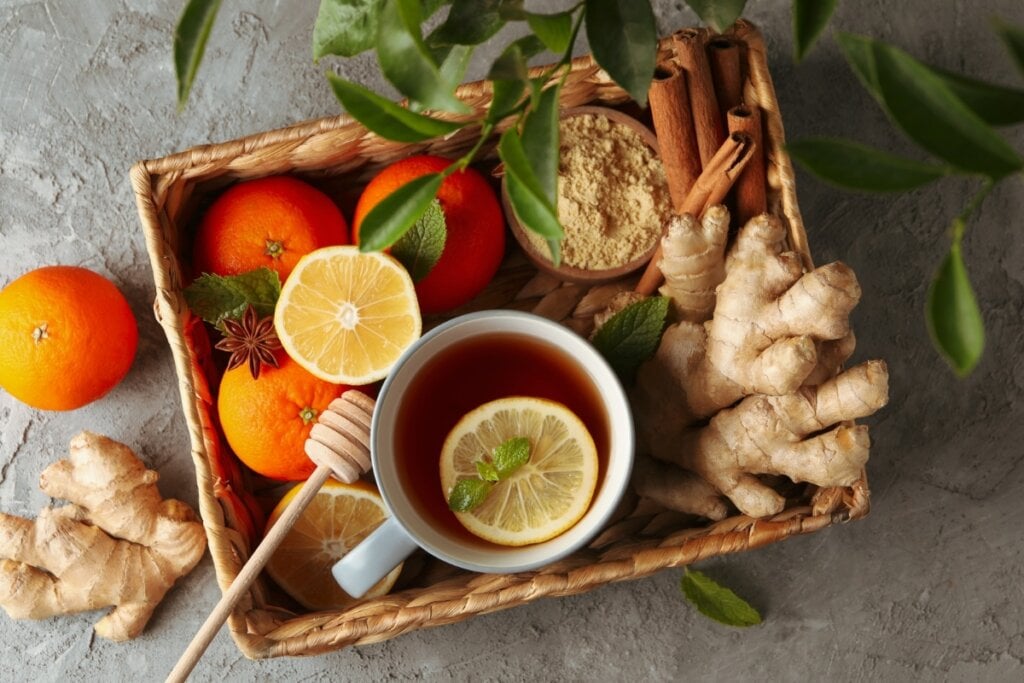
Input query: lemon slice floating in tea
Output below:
<box><xmin>439</xmin><ymin>397</ymin><xmax>599</xmax><ymax>546</ymax></box>
<box><xmin>265</xmin><ymin>479</ymin><xmax>402</xmax><ymax>610</ymax></box>
<box><xmin>274</xmin><ymin>246</ymin><xmax>421</xmax><ymax>384</ymax></box>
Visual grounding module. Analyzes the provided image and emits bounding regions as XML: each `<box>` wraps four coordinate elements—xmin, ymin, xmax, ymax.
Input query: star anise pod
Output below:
<box><xmin>215</xmin><ymin>305</ymin><xmax>282</xmax><ymax>379</ymax></box>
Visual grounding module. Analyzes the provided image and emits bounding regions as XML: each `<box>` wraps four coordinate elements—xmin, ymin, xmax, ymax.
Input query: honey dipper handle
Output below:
<box><xmin>166</xmin><ymin>464</ymin><xmax>333</xmax><ymax>683</ymax></box>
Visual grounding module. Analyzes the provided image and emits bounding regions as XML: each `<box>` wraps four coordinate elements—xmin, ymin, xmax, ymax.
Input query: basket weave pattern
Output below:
<box><xmin>132</xmin><ymin>22</ymin><xmax>868</xmax><ymax>658</ymax></box>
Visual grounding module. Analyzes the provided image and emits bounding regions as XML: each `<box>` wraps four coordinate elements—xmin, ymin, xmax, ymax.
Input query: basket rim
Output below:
<box><xmin>131</xmin><ymin>19</ymin><xmax>869</xmax><ymax>660</ymax></box>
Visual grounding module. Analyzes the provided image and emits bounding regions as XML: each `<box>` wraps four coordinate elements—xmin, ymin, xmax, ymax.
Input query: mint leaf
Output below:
<box><xmin>391</xmin><ymin>199</ymin><xmax>447</xmax><ymax>282</ymax></box>
<box><xmin>448</xmin><ymin>477</ymin><xmax>494</xmax><ymax>512</ymax></box>
<box><xmin>183</xmin><ymin>268</ymin><xmax>281</xmax><ymax>326</ymax></box>
<box><xmin>681</xmin><ymin>568</ymin><xmax>762</xmax><ymax>628</ymax></box>
<box><xmin>492</xmin><ymin>437</ymin><xmax>530</xmax><ymax>478</ymax></box>
<box><xmin>591</xmin><ymin>296</ymin><xmax>670</xmax><ymax>382</ymax></box>
<box><xmin>476</xmin><ymin>460</ymin><xmax>500</xmax><ymax>482</ymax></box>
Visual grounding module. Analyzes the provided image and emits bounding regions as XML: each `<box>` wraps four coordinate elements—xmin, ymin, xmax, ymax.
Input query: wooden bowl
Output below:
<box><xmin>502</xmin><ymin>106</ymin><xmax>663</xmax><ymax>285</ymax></box>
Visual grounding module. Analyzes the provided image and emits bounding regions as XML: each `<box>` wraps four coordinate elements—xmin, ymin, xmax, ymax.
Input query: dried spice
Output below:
<box><xmin>215</xmin><ymin>305</ymin><xmax>282</xmax><ymax>379</ymax></box>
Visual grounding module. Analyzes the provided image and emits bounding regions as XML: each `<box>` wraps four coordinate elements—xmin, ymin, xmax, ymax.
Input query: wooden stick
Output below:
<box><xmin>634</xmin><ymin>132</ymin><xmax>756</xmax><ymax>296</ymax></box>
<box><xmin>707</xmin><ymin>37</ymin><xmax>744</xmax><ymax>114</ymax></box>
<box><xmin>166</xmin><ymin>464</ymin><xmax>333</xmax><ymax>683</ymax></box>
<box><xmin>647</xmin><ymin>65</ymin><xmax>701</xmax><ymax>214</ymax></box>
<box><xmin>672</xmin><ymin>28</ymin><xmax>724</xmax><ymax>168</ymax></box>
<box><xmin>727</xmin><ymin>104</ymin><xmax>768</xmax><ymax>225</ymax></box>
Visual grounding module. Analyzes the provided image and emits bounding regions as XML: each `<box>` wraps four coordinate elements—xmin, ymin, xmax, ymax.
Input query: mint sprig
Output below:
<box><xmin>448</xmin><ymin>436</ymin><xmax>531</xmax><ymax>512</ymax></box>
<box><xmin>183</xmin><ymin>267</ymin><xmax>281</xmax><ymax>328</ymax></box>
<box><xmin>681</xmin><ymin>568</ymin><xmax>763</xmax><ymax>628</ymax></box>
<box><xmin>591</xmin><ymin>296</ymin><xmax>670</xmax><ymax>383</ymax></box>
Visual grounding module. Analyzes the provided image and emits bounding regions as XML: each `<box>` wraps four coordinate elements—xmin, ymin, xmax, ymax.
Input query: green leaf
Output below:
<box><xmin>994</xmin><ymin>17</ymin><xmax>1024</xmax><ymax>77</ymax></box>
<box><xmin>683</xmin><ymin>0</ymin><xmax>748</xmax><ymax>33</ymax></box>
<box><xmin>173</xmin><ymin>0</ymin><xmax>222</xmax><ymax>111</ymax></box>
<box><xmin>429</xmin><ymin>0</ymin><xmax>505</xmax><ymax>46</ymax></box>
<box><xmin>851</xmin><ymin>35</ymin><xmax>1023</xmax><ymax>178</ymax></box>
<box><xmin>358</xmin><ymin>173</ymin><xmax>444</xmax><ymax>251</ymax></box>
<box><xmin>836</xmin><ymin>32</ymin><xmax>880</xmax><ymax>97</ymax></box>
<box><xmin>183</xmin><ymin>268</ymin><xmax>282</xmax><ymax>326</ymax></box>
<box><xmin>521</xmin><ymin>84</ymin><xmax>561</xmax><ymax>206</ymax></box>
<box><xmin>447</xmin><ymin>477</ymin><xmax>494</xmax><ymax>511</ymax></box>
<box><xmin>327</xmin><ymin>74</ymin><xmax>465</xmax><ymax>142</ymax></box>
<box><xmin>787</xmin><ymin>137</ymin><xmax>950</xmax><ymax>192</ymax></box>
<box><xmin>391</xmin><ymin>199</ymin><xmax>447</xmax><ymax>282</ymax></box>
<box><xmin>933</xmin><ymin>69</ymin><xmax>1024</xmax><ymax>127</ymax></box>
<box><xmin>681</xmin><ymin>568</ymin><xmax>762</xmax><ymax>628</ymax></box>
<box><xmin>437</xmin><ymin>44</ymin><xmax>474</xmax><ymax>89</ymax></box>
<box><xmin>591</xmin><ymin>296</ymin><xmax>670</xmax><ymax>381</ymax></box>
<box><xmin>488</xmin><ymin>35</ymin><xmax>546</xmax><ymax>82</ymax></box>
<box><xmin>488</xmin><ymin>79</ymin><xmax>528</xmax><ymax>123</ymax></box>
<box><xmin>312</xmin><ymin>0</ymin><xmax>382</xmax><ymax>61</ymax></box>
<box><xmin>584</xmin><ymin>0</ymin><xmax>658</xmax><ymax>106</ymax></box>
<box><xmin>377</xmin><ymin>0</ymin><xmax>470</xmax><ymax>113</ymax></box>
<box><xmin>492</xmin><ymin>437</ymin><xmax>530</xmax><ymax>478</ymax></box>
<box><xmin>927</xmin><ymin>234</ymin><xmax>985</xmax><ymax>376</ymax></box>
<box><xmin>792</xmin><ymin>0</ymin><xmax>836</xmax><ymax>62</ymax></box>
<box><xmin>476</xmin><ymin>461</ymin><xmax>500</xmax><ymax>482</ymax></box>
<box><xmin>500</xmin><ymin>129</ymin><xmax>564</xmax><ymax>262</ymax></box>
<box><xmin>527</xmin><ymin>11</ymin><xmax>574</xmax><ymax>54</ymax></box>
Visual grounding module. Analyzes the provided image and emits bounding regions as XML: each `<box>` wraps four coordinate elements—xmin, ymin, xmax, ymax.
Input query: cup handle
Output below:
<box><xmin>332</xmin><ymin>517</ymin><xmax>417</xmax><ymax>599</ymax></box>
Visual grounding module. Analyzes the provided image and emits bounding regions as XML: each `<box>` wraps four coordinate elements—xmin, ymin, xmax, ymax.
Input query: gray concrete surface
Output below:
<box><xmin>2</xmin><ymin>0</ymin><xmax>1022</xmax><ymax>680</ymax></box>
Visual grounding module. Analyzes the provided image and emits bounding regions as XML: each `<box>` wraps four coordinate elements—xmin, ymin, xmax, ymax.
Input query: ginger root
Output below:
<box><xmin>0</xmin><ymin>432</ymin><xmax>206</xmax><ymax>640</ymax></box>
<box><xmin>632</xmin><ymin>208</ymin><xmax>889</xmax><ymax>519</ymax></box>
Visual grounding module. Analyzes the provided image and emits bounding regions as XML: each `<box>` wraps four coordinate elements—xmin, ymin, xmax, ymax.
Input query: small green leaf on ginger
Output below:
<box><xmin>183</xmin><ymin>268</ymin><xmax>281</xmax><ymax>327</ymax></box>
<box><xmin>927</xmin><ymin>233</ymin><xmax>985</xmax><ymax>376</ymax></box>
<box><xmin>448</xmin><ymin>478</ymin><xmax>495</xmax><ymax>512</ymax></box>
<box><xmin>592</xmin><ymin>296</ymin><xmax>670</xmax><ymax>382</ymax></box>
<box><xmin>392</xmin><ymin>199</ymin><xmax>447</xmax><ymax>282</ymax></box>
<box><xmin>492</xmin><ymin>436</ymin><xmax>530</xmax><ymax>478</ymax></box>
<box><xmin>681</xmin><ymin>568</ymin><xmax>762</xmax><ymax>628</ymax></box>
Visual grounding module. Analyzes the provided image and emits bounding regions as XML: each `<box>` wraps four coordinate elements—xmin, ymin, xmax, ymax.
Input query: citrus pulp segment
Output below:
<box><xmin>274</xmin><ymin>246</ymin><xmax>421</xmax><ymax>384</ymax></box>
<box><xmin>439</xmin><ymin>397</ymin><xmax>599</xmax><ymax>546</ymax></box>
<box><xmin>265</xmin><ymin>479</ymin><xmax>401</xmax><ymax>610</ymax></box>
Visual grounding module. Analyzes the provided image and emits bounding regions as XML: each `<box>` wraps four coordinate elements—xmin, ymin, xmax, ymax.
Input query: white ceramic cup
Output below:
<box><xmin>332</xmin><ymin>310</ymin><xmax>634</xmax><ymax>598</ymax></box>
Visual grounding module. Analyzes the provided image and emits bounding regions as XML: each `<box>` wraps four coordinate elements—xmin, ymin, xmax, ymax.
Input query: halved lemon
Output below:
<box><xmin>274</xmin><ymin>246</ymin><xmax>421</xmax><ymax>384</ymax></box>
<box><xmin>265</xmin><ymin>479</ymin><xmax>401</xmax><ymax>611</ymax></box>
<box><xmin>439</xmin><ymin>397</ymin><xmax>599</xmax><ymax>546</ymax></box>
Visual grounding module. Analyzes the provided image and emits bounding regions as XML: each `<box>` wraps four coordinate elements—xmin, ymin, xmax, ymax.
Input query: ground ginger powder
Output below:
<box><xmin>525</xmin><ymin>113</ymin><xmax>672</xmax><ymax>270</ymax></box>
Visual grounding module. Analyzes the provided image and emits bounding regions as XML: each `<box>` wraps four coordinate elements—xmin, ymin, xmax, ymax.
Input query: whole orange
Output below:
<box><xmin>218</xmin><ymin>353</ymin><xmax>348</xmax><ymax>481</ymax></box>
<box><xmin>353</xmin><ymin>155</ymin><xmax>505</xmax><ymax>314</ymax></box>
<box><xmin>193</xmin><ymin>175</ymin><xmax>349</xmax><ymax>282</ymax></box>
<box><xmin>0</xmin><ymin>266</ymin><xmax>138</xmax><ymax>411</ymax></box>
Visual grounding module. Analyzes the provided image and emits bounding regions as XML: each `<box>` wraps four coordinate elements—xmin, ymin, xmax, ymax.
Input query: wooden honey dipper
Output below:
<box><xmin>168</xmin><ymin>390</ymin><xmax>377</xmax><ymax>683</ymax></box>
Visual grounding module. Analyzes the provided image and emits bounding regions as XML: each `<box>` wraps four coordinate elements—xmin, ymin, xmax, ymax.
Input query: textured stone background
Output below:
<box><xmin>2</xmin><ymin>0</ymin><xmax>1023</xmax><ymax>680</ymax></box>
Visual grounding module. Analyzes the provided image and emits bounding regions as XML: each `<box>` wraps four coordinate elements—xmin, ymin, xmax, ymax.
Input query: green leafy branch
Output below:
<box><xmin>788</xmin><ymin>23</ymin><xmax>1024</xmax><ymax>376</ymax></box>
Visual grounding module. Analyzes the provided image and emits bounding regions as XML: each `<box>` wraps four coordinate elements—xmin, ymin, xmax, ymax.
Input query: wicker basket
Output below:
<box><xmin>131</xmin><ymin>21</ymin><xmax>868</xmax><ymax>659</ymax></box>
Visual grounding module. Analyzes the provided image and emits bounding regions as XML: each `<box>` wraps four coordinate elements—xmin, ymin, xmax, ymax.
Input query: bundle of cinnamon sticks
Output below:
<box><xmin>637</xmin><ymin>28</ymin><xmax>769</xmax><ymax>296</ymax></box>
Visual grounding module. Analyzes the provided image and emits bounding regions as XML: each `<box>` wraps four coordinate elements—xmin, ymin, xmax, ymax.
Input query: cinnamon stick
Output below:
<box><xmin>647</xmin><ymin>65</ymin><xmax>701</xmax><ymax>214</ymax></box>
<box><xmin>635</xmin><ymin>132</ymin><xmax>756</xmax><ymax>296</ymax></box>
<box><xmin>707</xmin><ymin>37</ymin><xmax>744</xmax><ymax>114</ymax></box>
<box><xmin>672</xmin><ymin>28</ymin><xmax>724</xmax><ymax>169</ymax></box>
<box><xmin>727</xmin><ymin>104</ymin><xmax>767</xmax><ymax>225</ymax></box>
